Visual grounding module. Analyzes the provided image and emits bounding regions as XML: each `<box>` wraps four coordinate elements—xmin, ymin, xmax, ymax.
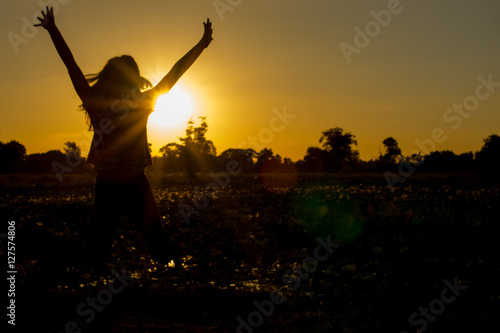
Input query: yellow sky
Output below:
<box><xmin>2</xmin><ymin>0</ymin><xmax>500</xmax><ymax>161</ymax></box>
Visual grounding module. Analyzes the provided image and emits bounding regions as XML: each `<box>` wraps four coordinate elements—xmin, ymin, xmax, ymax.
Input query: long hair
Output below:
<box><xmin>80</xmin><ymin>55</ymin><xmax>152</xmax><ymax>130</ymax></box>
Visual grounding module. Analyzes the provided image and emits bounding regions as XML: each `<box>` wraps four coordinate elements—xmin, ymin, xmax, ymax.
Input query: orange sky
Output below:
<box><xmin>2</xmin><ymin>0</ymin><xmax>500</xmax><ymax>162</ymax></box>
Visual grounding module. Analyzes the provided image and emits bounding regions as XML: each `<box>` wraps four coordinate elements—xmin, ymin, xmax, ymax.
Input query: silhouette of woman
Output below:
<box><xmin>35</xmin><ymin>7</ymin><xmax>213</xmax><ymax>270</ymax></box>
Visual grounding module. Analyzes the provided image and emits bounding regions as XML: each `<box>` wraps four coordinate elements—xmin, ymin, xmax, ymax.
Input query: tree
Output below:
<box><xmin>382</xmin><ymin>137</ymin><xmax>402</xmax><ymax>162</ymax></box>
<box><xmin>63</xmin><ymin>141</ymin><xmax>81</xmax><ymax>157</ymax></box>
<box><xmin>422</xmin><ymin>150</ymin><xmax>459</xmax><ymax>172</ymax></box>
<box><xmin>180</xmin><ymin>117</ymin><xmax>216</xmax><ymax>156</ymax></box>
<box><xmin>177</xmin><ymin>117</ymin><xmax>217</xmax><ymax>178</ymax></box>
<box><xmin>23</xmin><ymin>150</ymin><xmax>66</xmax><ymax>173</ymax></box>
<box><xmin>158</xmin><ymin>142</ymin><xmax>183</xmax><ymax>173</ymax></box>
<box><xmin>0</xmin><ymin>140</ymin><xmax>27</xmax><ymax>173</ymax></box>
<box><xmin>256</xmin><ymin>148</ymin><xmax>276</xmax><ymax>171</ymax></box>
<box><xmin>417</xmin><ymin>150</ymin><xmax>476</xmax><ymax>173</ymax></box>
<box><xmin>319</xmin><ymin>127</ymin><xmax>359</xmax><ymax>172</ymax></box>
<box><xmin>159</xmin><ymin>143</ymin><xmax>182</xmax><ymax>159</ymax></box>
<box><xmin>218</xmin><ymin>148</ymin><xmax>256</xmax><ymax>172</ymax></box>
<box><xmin>476</xmin><ymin>134</ymin><xmax>500</xmax><ymax>172</ymax></box>
<box><xmin>63</xmin><ymin>141</ymin><xmax>83</xmax><ymax>168</ymax></box>
<box><xmin>301</xmin><ymin>146</ymin><xmax>326</xmax><ymax>172</ymax></box>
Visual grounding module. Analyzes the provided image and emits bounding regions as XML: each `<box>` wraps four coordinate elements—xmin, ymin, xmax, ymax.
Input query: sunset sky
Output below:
<box><xmin>2</xmin><ymin>0</ymin><xmax>500</xmax><ymax>162</ymax></box>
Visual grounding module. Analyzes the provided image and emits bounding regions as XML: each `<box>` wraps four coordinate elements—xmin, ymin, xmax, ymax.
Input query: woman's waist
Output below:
<box><xmin>95</xmin><ymin>169</ymin><xmax>146</xmax><ymax>183</ymax></box>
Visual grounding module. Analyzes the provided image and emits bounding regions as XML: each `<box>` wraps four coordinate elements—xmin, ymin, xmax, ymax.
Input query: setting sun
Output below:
<box><xmin>150</xmin><ymin>85</ymin><xmax>195</xmax><ymax>128</ymax></box>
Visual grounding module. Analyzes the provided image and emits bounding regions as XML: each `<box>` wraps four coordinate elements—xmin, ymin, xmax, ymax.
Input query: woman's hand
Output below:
<box><xmin>201</xmin><ymin>18</ymin><xmax>213</xmax><ymax>48</ymax></box>
<box><xmin>34</xmin><ymin>6</ymin><xmax>56</xmax><ymax>30</ymax></box>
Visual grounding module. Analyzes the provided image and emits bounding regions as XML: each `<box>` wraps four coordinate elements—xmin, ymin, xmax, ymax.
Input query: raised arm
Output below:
<box><xmin>35</xmin><ymin>7</ymin><xmax>91</xmax><ymax>106</ymax></box>
<box><xmin>148</xmin><ymin>19</ymin><xmax>213</xmax><ymax>98</ymax></box>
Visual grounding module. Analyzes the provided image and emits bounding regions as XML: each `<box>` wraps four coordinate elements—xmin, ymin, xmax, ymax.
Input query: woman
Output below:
<box><xmin>35</xmin><ymin>7</ymin><xmax>213</xmax><ymax>269</ymax></box>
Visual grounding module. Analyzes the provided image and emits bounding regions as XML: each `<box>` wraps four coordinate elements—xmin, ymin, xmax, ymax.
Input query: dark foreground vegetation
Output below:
<box><xmin>1</xmin><ymin>172</ymin><xmax>499</xmax><ymax>332</ymax></box>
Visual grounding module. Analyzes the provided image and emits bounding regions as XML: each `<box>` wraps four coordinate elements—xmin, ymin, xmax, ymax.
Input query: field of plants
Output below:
<box><xmin>1</xmin><ymin>172</ymin><xmax>499</xmax><ymax>332</ymax></box>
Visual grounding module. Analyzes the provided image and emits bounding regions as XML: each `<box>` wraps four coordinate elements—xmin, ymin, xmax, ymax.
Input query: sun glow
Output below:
<box><xmin>150</xmin><ymin>85</ymin><xmax>195</xmax><ymax>128</ymax></box>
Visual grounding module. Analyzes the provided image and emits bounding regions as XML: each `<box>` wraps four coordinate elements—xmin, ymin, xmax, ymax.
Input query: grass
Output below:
<box><xmin>1</xmin><ymin>172</ymin><xmax>499</xmax><ymax>332</ymax></box>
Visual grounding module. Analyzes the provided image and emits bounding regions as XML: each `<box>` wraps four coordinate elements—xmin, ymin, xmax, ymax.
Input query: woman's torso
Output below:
<box><xmin>85</xmin><ymin>92</ymin><xmax>155</xmax><ymax>182</ymax></box>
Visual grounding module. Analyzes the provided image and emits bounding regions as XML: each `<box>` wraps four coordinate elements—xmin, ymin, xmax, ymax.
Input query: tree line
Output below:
<box><xmin>1</xmin><ymin>118</ymin><xmax>499</xmax><ymax>176</ymax></box>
